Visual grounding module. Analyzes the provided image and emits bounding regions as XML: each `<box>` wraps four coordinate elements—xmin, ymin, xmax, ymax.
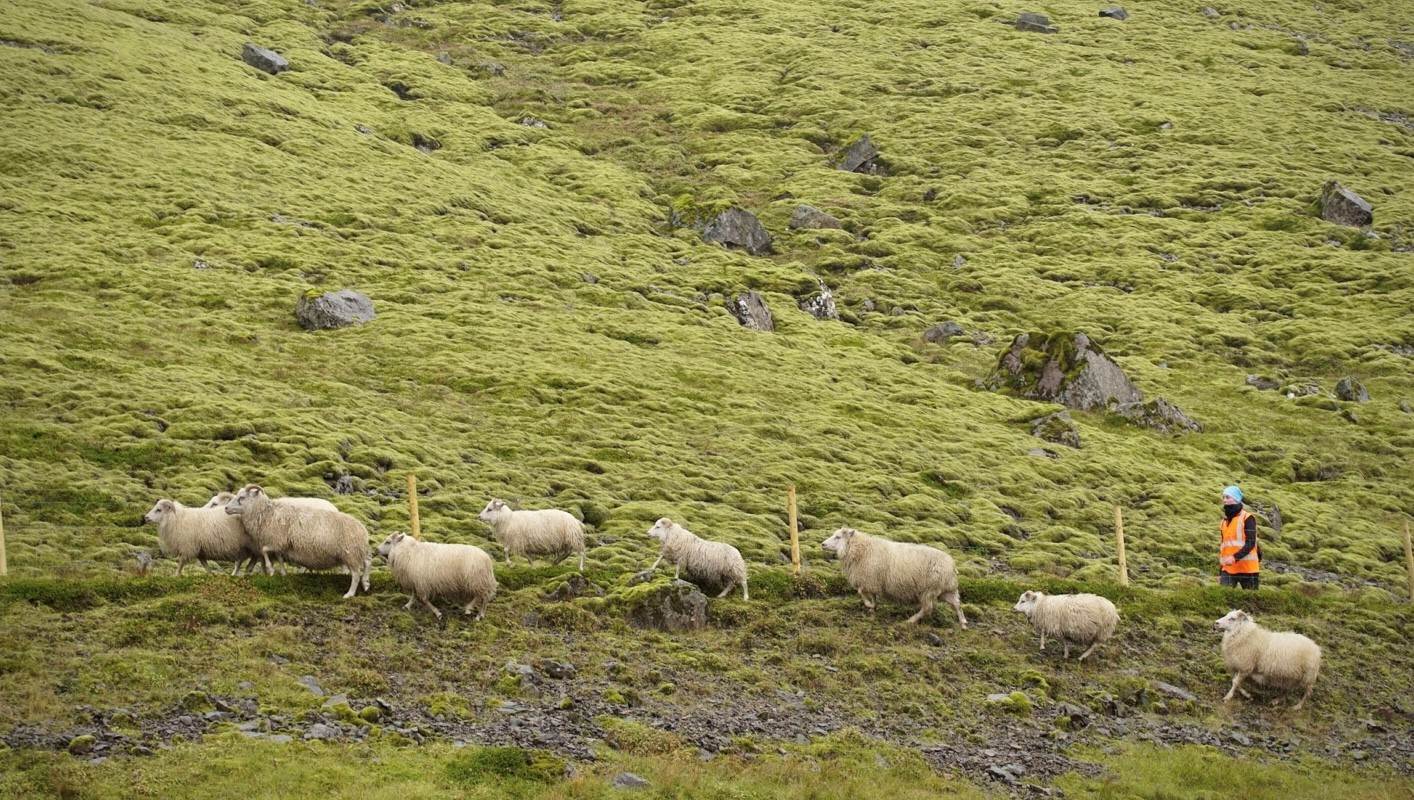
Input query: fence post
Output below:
<box><xmin>0</xmin><ymin>492</ymin><xmax>7</xmax><ymax>577</ymax></box>
<box><xmin>1404</xmin><ymin>520</ymin><xmax>1413</xmax><ymax>603</ymax></box>
<box><xmin>407</xmin><ymin>473</ymin><xmax>420</xmax><ymax>539</ymax></box>
<box><xmin>787</xmin><ymin>484</ymin><xmax>800</xmax><ymax>576</ymax></box>
<box><xmin>1114</xmin><ymin>505</ymin><xmax>1128</xmax><ymax>587</ymax></box>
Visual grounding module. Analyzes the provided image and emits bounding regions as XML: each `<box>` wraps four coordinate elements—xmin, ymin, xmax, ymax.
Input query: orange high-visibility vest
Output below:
<box><xmin>1220</xmin><ymin>510</ymin><xmax>1259</xmax><ymax>574</ymax></box>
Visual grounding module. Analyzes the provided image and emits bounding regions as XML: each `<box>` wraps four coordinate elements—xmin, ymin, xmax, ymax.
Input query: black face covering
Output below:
<box><xmin>1223</xmin><ymin>503</ymin><xmax>1241</xmax><ymax>519</ymax></box>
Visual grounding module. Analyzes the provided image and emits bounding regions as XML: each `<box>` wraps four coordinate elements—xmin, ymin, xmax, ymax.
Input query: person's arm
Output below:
<box><xmin>1232</xmin><ymin>515</ymin><xmax>1258</xmax><ymax>561</ymax></box>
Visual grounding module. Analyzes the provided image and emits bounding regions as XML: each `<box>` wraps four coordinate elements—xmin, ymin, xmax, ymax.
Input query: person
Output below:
<box><xmin>1218</xmin><ymin>485</ymin><xmax>1259</xmax><ymax>590</ymax></box>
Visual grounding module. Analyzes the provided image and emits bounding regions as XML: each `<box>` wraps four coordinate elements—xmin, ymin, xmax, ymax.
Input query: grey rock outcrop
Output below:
<box><xmin>296</xmin><ymin>289</ymin><xmax>376</xmax><ymax>331</ymax></box>
<box><xmin>726</xmin><ymin>291</ymin><xmax>774</xmax><ymax>331</ymax></box>
<box><xmin>836</xmin><ymin>135</ymin><xmax>881</xmax><ymax>173</ymax></box>
<box><xmin>788</xmin><ymin>205</ymin><xmax>843</xmax><ymax>230</ymax></box>
<box><xmin>1030</xmin><ymin>411</ymin><xmax>1082</xmax><ymax>448</ymax></box>
<box><xmin>923</xmin><ymin>321</ymin><xmax>964</xmax><ymax>344</ymax></box>
<box><xmin>624</xmin><ymin>580</ymin><xmax>707</xmax><ymax>632</ymax></box>
<box><xmin>242</xmin><ymin>44</ymin><xmax>289</xmax><ymax>75</ymax></box>
<box><xmin>703</xmin><ymin>207</ymin><xmax>772</xmax><ymax>255</ymax></box>
<box><xmin>798</xmin><ymin>280</ymin><xmax>839</xmax><ymax>321</ymax></box>
<box><xmin>992</xmin><ymin>332</ymin><xmax>1141</xmax><ymax>411</ymax></box>
<box><xmin>1016</xmin><ymin>12</ymin><xmax>1059</xmax><ymax>33</ymax></box>
<box><xmin>1099</xmin><ymin>6</ymin><xmax>1128</xmax><ymax>20</ymax></box>
<box><xmin>1335</xmin><ymin>377</ymin><xmax>1369</xmax><ymax>402</ymax></box>
<box><xmin>1320</xmin><ymin>181</ymin><xmax>1373</xmax><ymax>227</ymax></box>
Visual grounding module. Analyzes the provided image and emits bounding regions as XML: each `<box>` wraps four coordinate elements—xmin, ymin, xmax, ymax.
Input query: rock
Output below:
<box><xmin>241</xmin><ymin>43</ymin><xmax>289</xmax><ymax>75</ymax></box>
<box><xmin>624</xmin><ymin>580</ymin><xmax>708</xmax><ymax>633</ymax></box>
<box><xmin>1015</xmin><ymin>12</ymin><xmax>1058</xmax><ymax>33</ymax></box>
<box><xmin>268</xmin><ymin>734</ymin><xmax>293</xmax><ymax>744</ymax></box>
<box><xmin>952</xmin><ymin>253</ymin><xmax>967</xmax><ymax>268</ymax></box>
<box><xmin>1099</xmin><ymin>6</ymin><xmax>1128</xmax><ymax>20</ymax></box>
<box><xmin>1245</xmin><ymin>375</ymin><xmax>1279</xmax><ymax>391</ymax></box>
<box><xmin>1400</xmin><ymin>399</ymin><xmax>1412</xmax><ymax>414</ymax></box>
<box><xmin>923</xmin><ymin>321</ymin><xmax>964</xmax><ymax>344</ymax></box>
<box><xmin>1228</xmin><ymin>730</ymin><xmax>1252</xmax><ymax>747</ymax></box>
<box><xmin>504</xmin><ymin>661</ymin><xmax>538</xmax><ymax>683</ymax></box>
<box><xmin>702</xmin><ymin>207</ymin><xmax>772</xmax><ymax>255</ymax></box>
<box><xmin>1116</xmin><ymin>397</ymin><xmax>1202</xmax><ymax>433</ymax></box>
<box><xmin>860</xmin><ymin>298</ymin><xmax>877</xmax><ymax>312</ymax></box>
<box><xmin>1320</xmin><ymin>181</ymin><xmax>1373</xmax><ymax>227</ymax></box>
<box><xmin>331</xmin><ymin>474</ymin><xmax>355</xmax><ymax>495</ymax></box>
<box><xmin>1247</xmin><ymin>500</ymin><xmax>1283</xmax><ymax>534</ymax></box>
<box><xmin>295</xmin><ymin>289</ymin><xmax>376</xmax><ymax>331</ymax></box>
<box><xmin>358</xmin><ymin>706</ymin><xmax>383</xmax><ymax>723</ymax></box>
<box><xmin>321</xmin><ymin>693</ymin><xmax>350</xmax><ymax>709</ymax></box>
<box><xmin>545</xmin><ymin>573</ymin><xmax>603</xmax><ymax>601</ymax></box>
<box><xmin>519</xmin><ymin>116</ymin><xmax>548</xmax><ymax>128</ymax></box>
<box><xmin>798</xmin><ymin>280</ymin><xmax>838</xmax><ymax>321</ymax></box>
<box><xmin>627</xmin><ymin>570</ymin><xmax>656</xmax><ymax>587</ymax></box>
<box><xmin>304</xmin><ymin>723</ymin><xmax>339</xmax><ymax>741</ymax></box>
<box><xmin>1335</xmin><ymin>377</ymin><xmax>1369</xmax><ymax>402</ymax></box>
<box><xmin>1154</xmin><ymin>681</ymin><xmax>1197</xmax><ymax>703</ymax></box>
<box><xmin>1030</xmin><ymin>411</ymin><xmax>1081</xmax><ymax>448</ymax></box>
<box><xmin>987</xmin><ymin>763</ymin><xmax>1026</xmax><ymax>784</ymax></box>
<box><xmin>1055</xmin><ymin>702</ymin><xmax>1091</xmax><ymax>729</ymax></box>
<box><xmin>612</xmin><ymin>772</ymin><xmax>650</xmax><ymax>790</ymax></box>
<box><xmin>991</xmin><ymin>332</ymin><xmax>1142</xmax><ymax>411</ymax></box>
<box><xmin>193</xmin><ymin>259</ymin><xmax>210</xmax><ymax>270</ymax></box>
<box><xmin>1027</xmin><ymin>447</ymin><xmax>1056</xmax><ymax>459</ymax></box>
<box><xmin>478</xmin><ymin>60</ymin><xmax>506</xmax><ymax>77</ymax></box>
<box><xmin>581</xmin><ymin>272</ymin><xmax>599</xmax><ymax>284</ymax></box>
<box><xmin>536</xmin><ymin>660</ymin><xmax>576</xmax><ymax>680</ymax></box>
<box><xmin>836</xmin><ymin>135</ymin><xmax>881</xmax><ymax>173</ymax></box>
<box><xmin>1201</xmin><ymin>7</ymin><xmax>1220</xmax><ymax>18</ymax></box>
<box><xmin>296</xmin><ymin>675</ymin><xmax>324</xmax><ymax>697</ymax></box>
<box><xmin>788</xmin><ymin>205</ymin><xmax>843</xmax><ymax>230</ymax></box>
<box><xmin>67</xmin><ymin>735</ymin><xmax>96</xmax><ymax>755</ymax></box>
<box><xmin>725</xmin><ymin>291</ymin><xmax>775</xmax><ymax>332</ymax></box>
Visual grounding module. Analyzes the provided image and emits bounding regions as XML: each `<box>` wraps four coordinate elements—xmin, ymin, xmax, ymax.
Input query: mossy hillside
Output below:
<box><xmin>1</xmin><ymin>0</ymin><xmax>1411</xmax><ymax>593</ymax></box>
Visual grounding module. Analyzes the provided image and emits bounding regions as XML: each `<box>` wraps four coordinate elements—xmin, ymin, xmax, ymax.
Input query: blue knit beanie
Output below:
<box><xmin>1223</xmin><ymin>485</ymin><xmax>1243</xmax><ymax>504</ymax></box>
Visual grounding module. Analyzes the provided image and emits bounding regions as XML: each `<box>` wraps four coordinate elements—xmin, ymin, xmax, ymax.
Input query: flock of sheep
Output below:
<box><xmin>141</xmin><ymin>486</ymin><xmax>1323</xmax><ymax>710</ymax></box>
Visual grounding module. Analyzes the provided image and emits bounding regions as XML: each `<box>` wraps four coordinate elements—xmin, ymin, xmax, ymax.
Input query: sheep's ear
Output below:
<box><xmin>159</xmin><ymin>499</ymin><xmax>174</xmax><ymax>510</ymax></box>
<box><xmin>660</xmin><ymin>517</ymin><xmax>672</xmax><ymax>526</ymax></box>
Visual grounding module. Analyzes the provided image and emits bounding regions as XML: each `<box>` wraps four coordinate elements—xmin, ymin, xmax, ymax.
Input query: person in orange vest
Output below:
<box><xmin>1218</xmin><ymin>485</ymin><xmax>1259</xmax><ymax>590</ymax></box>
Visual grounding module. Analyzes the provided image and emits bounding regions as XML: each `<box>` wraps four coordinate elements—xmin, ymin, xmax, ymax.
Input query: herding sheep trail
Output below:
<box><xmin>1</xmin><ymin>0</ymin><xmax>1412</xmax><ymax>796</ymax></box>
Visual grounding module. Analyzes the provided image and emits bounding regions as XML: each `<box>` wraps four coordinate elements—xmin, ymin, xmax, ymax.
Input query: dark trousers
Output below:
<box><xmin>1220</xmin><ymin>573</ymin><xmax>1259</xmax><ymax>590</ymax></box>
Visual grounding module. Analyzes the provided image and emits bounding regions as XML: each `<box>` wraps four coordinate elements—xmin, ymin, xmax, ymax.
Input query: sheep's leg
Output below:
<box><xmin>1224</xmin><ymin>672</ymin><xmax>1248</xmax><ymax>702</ymax></box>
<box><xmin>231</xmin><ymin>559</ymin><xmax>243</xmax><ymax>577</ymax></box>
<box><xmin>945</xmin><ymin>591</ymin><xmax>968</xmax><ymax>629</ymax></box>
<box><xmin>1077</xmin><ymin>641</ymin><xmax>1100</xmax><ymax>661</ymax></box>
<box><xmin>578</xmin><ymin>547</ymin><xmax>585</xmax><ymax>573</ymax></box>
<box><xmin>673</xmin><ymin>562</ymin><xmax>680</xmax><ymax>580</ymax></box>
<box><xmin>1239</xmin><ymin>687</ymin><xmax>1253</xmax><ymax>699</ymax></box>
<box><xmin>1063</xmin><ymin>642</ymin><xmax>1071</xmax><ymax>659</ymax></box>
<box><xmin>716</xmin><ymin>581</ymin><xmax>734</xmax><ymax>598</ymax></box>
<box><xmin>1292</xmin><ymin>682</ymin><xmax>1313</xmax><ymax>711</ymax></box>
<box><xmin>259</xmin><ymin>547</ymin><xmax>274</xmax><ymax>576</ymax></box>
<box><xmin>361</xmin><ymin>558</ymin><xmax>371</xmax><ymax>592</ymax></box>
<box><xmin>741</xmin><ymin>577</ymin><xmax>749</xmax><ymax>601</ymax></box>
<box><xmin>200</xmin><ymin>559</ymin><xmax>217</xmax><ymax>574</ymax></box>
<box><xmin>343</xmin><ymin>570</ymin><xmax>360</xmax><ymax>599</ymax></box>
<box><xmin>906</xmin><ymin>598</ymin><xmax>935</xmax><ymax>625</ymax></box>
<box><xmin>1039</xmin><ymin>632</ymin><xmax>1047</xmax><ymax>652</ymax></box>
<box><xmin>420</xmin><ymin>596</ymin><xmax>442</xmax><ymax>620</ymax></box>
<box><xmin>858</xmin><ymin>590</ymin><xmax>876</xmax><ymax>613</ymax></box>
<box><xmin>648</xmin><ymin>555</ymin><xmax>663</xmax><ymax>572</ymax></box>
<box><xmin>404</xmin><ymin>595</ymin><xmax>416</xmax><ymax>611</ymax></box>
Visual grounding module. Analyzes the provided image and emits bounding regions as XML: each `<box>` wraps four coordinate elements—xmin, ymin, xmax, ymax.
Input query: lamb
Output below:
<box><xmin>375</xmin><ymin>532</ymin><xmax>497</xmax><ymax>620</ymax></box>
<box><xmin>203</xmin><ymin>491</ymin><xmax>337</xmax><ymax>513</ymax></box>
<box><xmin>1213</xmin><ymin>609</ymin><xmax>1321</xmax><ymax>710</ymax></box>
<box><xmin>142</xmin><ymin>499</ymin><xmax>260</xmax><ymax>576</ymax></box>
<box><xmin>645</xmin><ymin>517</ymin><xmax>749</xmax><ymax>600</ymax></box>
<box><xmin>477</xmin><ymin>499</ymin><xmax>585</xmax><ymax>571</ymax></box>
<box><xmin>1012</xmin><ymin>590</ymin><xmax>1119</xmax><ymax>660</ymax></box>
<box><xmin>224</xmin><ymin>484</ymin><xmax>371</xmax><ymax>598</ymax></box>
<box><xmin>821</xmin><ymin>527</ymin><xmax>967</xmax><ymax>627</ymax></box>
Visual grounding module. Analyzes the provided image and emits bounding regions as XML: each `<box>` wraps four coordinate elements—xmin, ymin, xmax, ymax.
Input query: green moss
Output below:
<box><xmin>444</xmin><ymin>746</ymin><xmax>565</xmax><ymax>786</ymax></box>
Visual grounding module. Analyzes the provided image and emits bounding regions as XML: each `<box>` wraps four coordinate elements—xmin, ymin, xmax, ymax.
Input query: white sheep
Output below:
<box><xmin>142</xmin><ymin>499</ymin><xmax>260</xmax><ymax>576</ymax></box>
<box><xmin>1213</xmin><ymin>609</ymin><xmax>1321</xmax><ymax>710</ymax></box>
<box><xmin>477</xmin><ymin>499</ymin><xmax>585</xmax><ymax>571</ymax></box>
<box><xmin>821</xmin><ymin>527</ymin><xmax>967</xmax><ymax>627</ymax></box>
<box><xmin>645</xmin><ymin>517</ymin><xmax>749</xmax><ymax>600</ymax></box>
<box><xmin>375</xmin><ymin>531</ymin><xmax>497</xmax><ymax>620</ymax></box>
<box><xmin>224</xmin><ymin>484</ymin><xmax>371</xmax><ymax>598</ymax></box>
<box><xmin>203</xmin><ymin>491</ymin><xmax>337</xmax><ymax>512</ymax></box>
<box><xmin>1012</xmin><ymin>590</ymin><xmax>1119</xmax><ymax>661</ymax></box>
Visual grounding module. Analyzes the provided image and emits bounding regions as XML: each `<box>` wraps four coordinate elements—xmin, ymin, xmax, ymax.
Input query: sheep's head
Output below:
<box><xmin>1013</xmin><ymin>590</ymin><xmax>1043</xmax><ymax>615</ymax></box>
<box><xmin>1213</xmin><ymin>609</ymin><xmax>1251</xmax><ymax>632</ymax></box>
<box><xmin>647</xmin><ymin>517</ymin><xmax>675</xmax><ymax>543</ymax></box>
<box><xmin>478</xmin><ymin>499</ymin><xmax>512</xmax><ymax>525</ymax></box>
<box><xmin>376</xmin><ymin>532</ymin><xmax>409</xmax><ymax>559</ymax></box>
<box><xmin>202</xmin><ymin>492</ymin><xmax>234</xmax><ymax>510</ymax></box>
<box><xmin>224</xmin><ymin>485</ymin><xmax>265</xmax><ymax>516</ymax></box>
<box><xmin>821</xmin><ymin>527</ymin><xmax>856</xmax><ymax>557</ymax></box>
<box><xmin>143</xmin><ymin>499</ymin><xmax>176</xmax><ymax>525</ymax></box>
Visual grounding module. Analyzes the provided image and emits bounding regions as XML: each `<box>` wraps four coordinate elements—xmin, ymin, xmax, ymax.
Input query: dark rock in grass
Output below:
<box><xmin>329</xmin><ymin>474</ymin><xmax>356</xmax><ymax>495</ymax></box>
<box><xmin>987</xmin><ymin>763</ymin><xmax>1026</xmax><ymax>784</ymax></box>
<box><xmin>788</xmin><ymin>204</ymin><xmax>843</xmax><ymax>230</ymax></box>
<box><xmin>304</xmin><ymin>723</ymin><xmax>339</xmax><ymax>741</ymax></box>
<box><xmin>537</xmin><ymin>660</ymin><xmax>577</xmax><ymax>680</ymax></box>
<box><xmin>67</xmin><ymin>735</ymin><xmax>95</xmax><ymax>755</ymax></box>
<box><xmin>296</xmin><ymin>675</ymin><xmax>324</xmax><ymax>697</ymax></box>
<box><xmin>1116</xmin><ymin>397</ymin><xmax>1202</xmax><ymax>433</ymax></box>
<box><xmin>1320</xmin><ymin>181</ymin><xmax>1373</xmax><ymax>227</ymax></box>
<box><xmin>1099</xmin><ymin>6</ymin><xmax>1128</xmax><ymax>20</ymax></box>
<box><xmin>627</xmin><ymin>570</ymin><xmax>656</xmax><ymax>587</ymax></box>
<box><xmin>1201</xmin><ymin>7</ymin><xmax>1220</xmax><ymax>18</ymax></box>
<box><xmin>545</xmin><ymin>573</ymin><xmax>603</xmax><ymax>601</ymax></box>
<box><xmin>726</xmin><ymin>291</ymin><xmax>775</xmax><ymax>331</ymax></box>
<box><xmin>1055</xmin><ymin>702</ymin><xmax>1091</xmax><ymax>728</ymax></box>
<box><xmin>925</xmin><ymin>632</ymin><xmax>944</xmax><ymax>647</ymax></box>
<box><xmin>991</xmin><ymin>332</ymin><xmax>1142</xmax><ymax>411</ymax></box>
<box><xmin>703</xmin><ymin>207</ymin><xmax>772</xmax><ymax>255</ymax></box>
<box><xmin>296</xmin><ymin>289</ymin><xmax>375</xmax><ymax>331</ymax></box>
<box><xmin>923</xmin><ymin>320</ymin><xmax>964</xmax><ymax>343</ymax></box>
<box><xmin>1015</xmin><ymin>12</ymin><xmax>1058</xmax><ymax>33</ymax></box>
<box><xmin>1246</xmin><ymin>374</ymin><xmax>1280</xmax><ymax>391</ymax></box>
<box><xmin>836</xmin><ymin>135</ymin><xmax>881</xmax><ymax>173</ymax></box>
<box><xmin>1335</xmin><ymin>377</ymin><xmax>1369</xmax><ymax>402</ymax></box>
<box><xmin>1154</xmin><ymin>682</ymin><xmax>1197</xmax><ymax>703</ymax></box>
<box><xmin>797</xmin><ymin>280</ymin><xmax>839</xmax><ymax>321</ymax></box>
<box><xmin>1030</xmin><ymin>411</ymin><xmax>1081</xmax><ymax>448</ymax></box>
<box><xmin>612</xmin><ymin>772</ymin><xmax>650</xmax><ymax>790</ymax></box>
<box><xmin>624</xmin><ymin>580</ymin><xmax>707</xmax><ymax>633</ymax></box>
<box><xmin>241</xmin><ymin>43</ymin><xmax>289</xmax><ymax>75</ymax></box>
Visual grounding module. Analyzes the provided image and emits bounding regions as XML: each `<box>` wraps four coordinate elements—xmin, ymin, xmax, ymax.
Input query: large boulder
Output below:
<box><xmin>702</xmin><ymin>207</ymin><xmax>772</xmax><ymax>255</ymax></box>
<box><xmin>241</xmin><ymin>43</ymin><xmax>289</xmax><ymax>75</ymax></box>
<box><xmin>992</xmin><ymin>332</ymin><xmax>1142</xmax><ymax>411</ymax></box>
<box><xmin>725</xmin><ymin>291</ymin><xmax>774</xmax><ymax>331</ymax></box>
<box><xmin>1319</xmin><ymin>181</ymin><xmax>1373</xmax><ymax>227</ymax></box>
<box><xmin>836</xmin><ymin>135</ymin><xmax>881</xmax><ymax>173</ymax></box>
<box><xmin>296</xmin><ymin>289</ymin><xmax>376</xmax><ymax>331</ymax></box>
<box><xmin>624</xmin><ymin>580</ymin><xmax>707</xmax><ymax>632</ymax></box>
<box><xmin>1015</xmin><ymin>12</ymin><xmax>1059</xmax><ymax>33</ymax></box>
<box><xmin>788</xmin><ymin>205</ymin><xmax>843</xmax><ymax>230</ymax></box>
<box><xmin>797</xmin><ymin>280</ymin><xmax>839</xmax><ymax>321</ymax></box>
<box><xmin>1335</xmin><ymin>377</ymin><xmax>1369</xmax><ymax>402</ymax></box>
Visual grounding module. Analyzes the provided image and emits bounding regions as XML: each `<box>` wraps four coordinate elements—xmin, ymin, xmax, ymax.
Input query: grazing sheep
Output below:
<box><xmin>821</xmin><ymin>527</ymin><xmax>967</xmax><ymax>627</ymax></box>
<box><xmin>375</xmin><ymin>532</ymin><xmax>497</xmax><ymax>620</ymax></box>
<box><xmin>477</xmin><ymin>499</ymin><xmax>585</xmax><ymax>571</ymax></box>
<box><xmin>142</xmin><ymin>499</ymin><xmax>260</xmax><ymax>576</ymax></box>
<box><xmin>1213</xmin><ymin>609</ymin><xmax>1321</xmax><ymax>710</ymax></box>
<box><xmin>224</xmin><ymin>484</ymin><xmax>371</xmax><ymax>598</ymax></box>
<box><xmin>645</xmin><ymin>517</ymin><xmax>749</xmax><ymax>600</ymax></box>
<box><xmin>203</xmin><ymin>491</ymin><xmax>337</xmax><ymax>512</ymax></box>
<box><xmin>1012</xmin><ymin>590</ymin><xmax>1119</xmax><ymax>661</ymax></box>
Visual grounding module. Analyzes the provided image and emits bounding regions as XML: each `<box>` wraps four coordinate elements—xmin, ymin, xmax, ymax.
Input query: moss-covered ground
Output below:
<box><xmin>1</xmin><ymin>0</ymin><xmax>1411</xmax><ymax>795</ymax></box>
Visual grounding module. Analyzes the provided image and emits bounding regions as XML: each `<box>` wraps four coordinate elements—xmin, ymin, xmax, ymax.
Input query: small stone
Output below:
<box><xmin>296</xmin><ymin>675</ymin><xmax>324</xmax><ymax>697</ymax></box>
<box><xmin>1027</xmin><ymin>447</ymin><xmax>1057</xmax><ymax>459</ymax></box>
<box><xmin>1228</xmin><ymin>730</ymin><xmax>1252</xmax><ymax>747</ymax></box>
<box><xmin>193</xmin><ymin>259</ymin><xmax>209</xmax><ymax>270</ymax></box>
<box><xmin>703</xmin><ymin>208</ymin><xmax>772</xmax><ymax>255</ymax></box>
<box><xmin>581</xmin><ymin>272</ymin><xmax>599</xmax><ymax>284</ymax></box>
<box><xmin>788</xmin><ymin>205</ymin><xmax>843</xmax><ymax>230</ymax></box>
<box><xmin>295</xmin><ymin>289</ymin><xmax>375</xmax><ymax>331</ymax></box>
<box><xmin>923</xmin><ymin>321</ymin><xmax>964</xmax><ymax>344</ymax></box>
<box><xmin>331</xmin><ymin>474</ymin><xmax>355</xmax><ymax>495</ymax></box>
<box><xmin>1335</xmin><ymin>377</ymin><xmax>1369</xmax><ymax>402</ymax></box>
<box><xmin>1245</xmin><ymin>375</ymin><xmax>1279</xmax><ymax>391</ymax></box>
<box><xmin>1154</xmin><ymin>681</ymin><xmax>1197</xmax><ymax>703</ymax></box>
<box><xmin>305</xmin><ymin>723</ymin><xmax>339</xmax><ymax>741</ymax></box>
<box><xmin>725</xmin><ymin>291</ymin><xmax>775</xmax><ymax>332</ymax></box>
<box><xmin>612</xmin><ymin>772</ymin><xmax>650</xmax><ymax>790</ymax></box>
<box><xmin>1015</xmin><ymin>12</ymin><xmax>1058</xmax><ymax>33</ymax></box>
<box><xmin>925</xmin><ymin>632</ymin><xmax>944</xmax><ymax>647</ymax></box>
<box><xmin>322</xmin><ymin>693</ymin><xmax>350</xmax><ymax>709</ymax></box>
<box><xmin>836</xmin><ymin>135</ymin><xmax>881</xmax><ymax>173</ymax></box>
<box><xmin>1320</xmin><ymin>181</ymin><xmax>1373</xmax><ymax>227</ymax></box>
<box><xmin>798</xmin><ymin>280</ymin><xmax>839</xmax><ymax>321</ymax></box>
<box><xmin>1099</xmin><ymin>6</ymin><xmax>1128</xmax><ymax>20</ymax></box>
<box><xmin>1030</xmin><ymin>411</ymin><xmax>1082</xmax><ymax>448</ymax></box>
<box><xmin>537</xmin><ymin>660</ymin><xmax>577</xmax><ymax>680</ymax></box>
<box><xmin>268</xmin><ymin>734</ymin><xmax>293</xmax><ymax>744</ymax></box>
<box><xmin>627</xmin><ymin>570</ymin><xmax>656</xmax><ymax>587</ymax></box>
<box><xmin>518</xmin><ymin>116</ymin><xmax>547</xmax><ymax>128</ymax></box>
<box><xmin>1201</xmin><ymin>7</ymin><xmax>1220</xmax><ymax>18</ymax></box>
<box><xmin>241</xmin><ymin>43</ymin><xmax>289</xmax><ymax>75</ymax></box>
<box><xmin>952</xmin><ymin>254</ymin><xmax>967</xmax><ymax>268</ymax></box>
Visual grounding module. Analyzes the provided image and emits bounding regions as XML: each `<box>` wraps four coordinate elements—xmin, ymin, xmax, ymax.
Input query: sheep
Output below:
<box><xmin>645</xmin><ymin>517</ymin><xmax>749</xmax><ymax>600</ymax></box>
<box><xmin>477</xmin><ymin>499</ymin><xmax>585</xmax><ymax>571</ymax></box>
<box><xmin>821</xmin><ymin>527</ymin><xmax>967</xmax><ymax>627</ymax></box>
<box><xmin>1213</xmin><ymin>609</ymin><xmax>1321</xmax><ymax>710</ymax></box>
<box><xmin>375</xmin><ymin>531</ymin><xmax>497</xmax><ymax>620</ymax></box>
<box><xmin>224</xmin><ymin>484</ymin><xmax>371</xmax><ymax>598</ymax></box>
<box><xmin>142</xmin><ymin>499</ymin><xmax>260</xmax><ymax>576</ymax></box>
<box><xmin>203</xmin><ymin>491</ymin><xmax>337</xmax><ymax>512</ymax></box>
<box><xmin>1012</xmin><ymin>590</ymin><xmax>1119</xmax><ymax>661</ymax></box>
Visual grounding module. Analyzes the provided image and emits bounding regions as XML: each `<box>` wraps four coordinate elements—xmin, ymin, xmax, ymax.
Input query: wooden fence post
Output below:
<box><xmin>1403</xmin><ymin>520</ymin><xmax>1413</xmax><ymax>603</ymax></box>
<box><xmin>0</xmin><ymin>492</ymin><xmax>7</xmax><ymax>577</ymax></box>
<box><xmin>1114</xmin><ymin>505</ymin><xmax>1128</xmax><ymax>587</ymax></box>
<box><xmin>407</xmin><ymin>474</ymin><xmax>420</xmax><ymax>539</ymax></box>
<box><xmin>787</xmin><ymin>484</ymin><xmax>800</xmax><ymax>576</ymax></box>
